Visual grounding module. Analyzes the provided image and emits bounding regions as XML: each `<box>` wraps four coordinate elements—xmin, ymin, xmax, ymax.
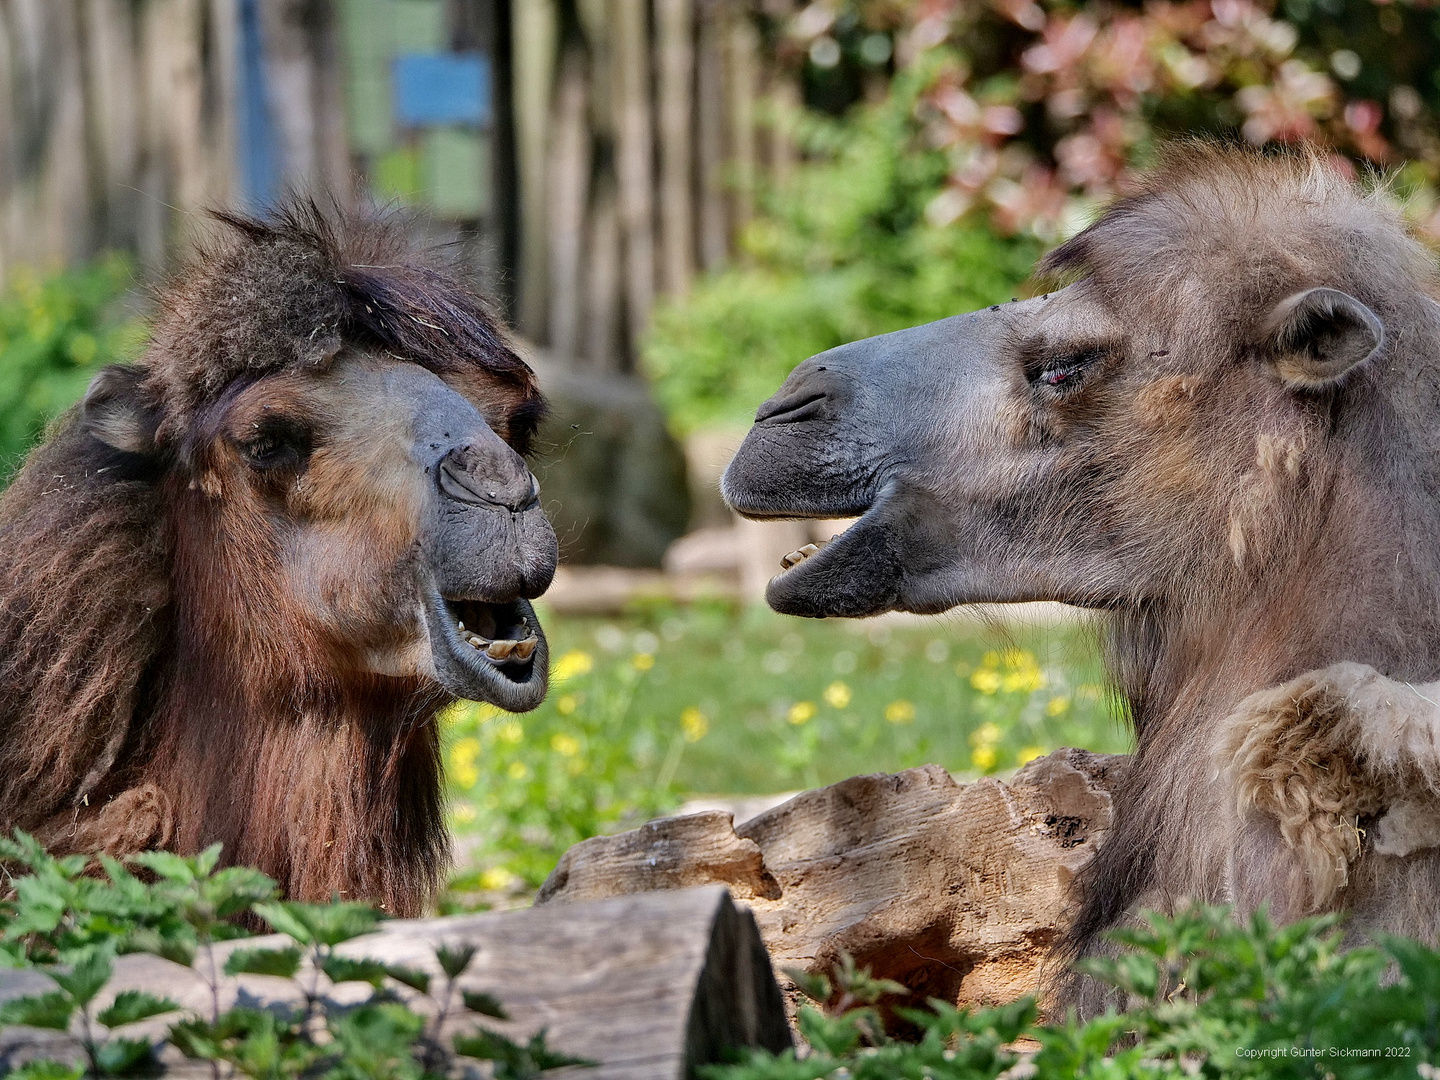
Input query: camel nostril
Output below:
<box><xmin>756</xmin><ymin>390</ymin><xmax>828</xmax><ymax>425</ymax></box>
<box><xmin>438</xmin><ymin>446</ymin><xmax>537</xmax><ymax>512</ymax></box>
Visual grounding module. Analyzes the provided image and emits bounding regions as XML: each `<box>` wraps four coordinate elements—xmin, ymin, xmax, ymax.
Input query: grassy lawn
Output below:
<box><xmin>443</xmin><ymin>598</ymin><xmax>1131</xmax><ymax>895</ymax></box>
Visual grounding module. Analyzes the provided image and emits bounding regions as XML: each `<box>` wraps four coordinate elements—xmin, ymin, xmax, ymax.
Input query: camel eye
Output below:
<box><xmin>1032</xmin><ymin>348</ymin><xmax>1104</xmax><ymax>392</ymax></box>
<box><xmin>242</xmin><ymin>423</ymin><xmax>308</xmax><ymax>470</ymax></box>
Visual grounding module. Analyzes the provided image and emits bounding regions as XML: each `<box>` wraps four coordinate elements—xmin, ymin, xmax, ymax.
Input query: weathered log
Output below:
<box><xmin>539</xmin><ymin>749</ymin><xmax>1125</xmax><ymax>1016</ymax></box>
<box><xmin>0</xmin><ymin>885</ymin><xmax>790</xmax><ymax>1080</ymax></box>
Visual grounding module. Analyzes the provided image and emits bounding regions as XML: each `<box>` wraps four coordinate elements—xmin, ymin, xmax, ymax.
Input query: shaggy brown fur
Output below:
<box><xmin>1040</xmin><ymin>146</ymin><xmax>1440</xmax><ymax>991</ymax></box>
<box><xmin>0</xmin><ymin>204</ymin><xmax>545</xmax><ymax>915</ymax></box>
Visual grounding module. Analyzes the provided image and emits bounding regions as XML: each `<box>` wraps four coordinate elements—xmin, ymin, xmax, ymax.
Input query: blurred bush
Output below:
<box><xmin>644</xmin><ymin>67</ymin><xmax>1040</xmax><ymax>434</ymax></box>
<box><xmin>779</xmin><ymin>0</ymin><xmax>1440</xmax><ymax>236</ymax></box>
<box><xmin>0</xmin><ymin>255</ymin><xmax>146</xmax><ymax>477</ymax></box>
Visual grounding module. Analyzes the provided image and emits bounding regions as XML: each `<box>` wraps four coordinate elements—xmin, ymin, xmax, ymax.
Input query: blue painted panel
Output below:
<box><xmin>393</xmin><ymin>53</ymin><xmax>491</xmax><ymax>127</ymax></box>
<box><xmin>238</xmin><ymin>0</ymin><xmax>281</xmax><ymax>208</ymax></box>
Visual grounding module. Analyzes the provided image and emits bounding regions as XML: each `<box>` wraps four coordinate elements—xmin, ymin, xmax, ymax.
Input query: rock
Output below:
<box><xmin>531</xmin><ymin>362</ymin><xmax>691</xmax><ymax>568</ymax></box>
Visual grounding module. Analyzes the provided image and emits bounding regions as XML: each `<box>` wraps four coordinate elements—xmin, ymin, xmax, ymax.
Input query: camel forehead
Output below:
<box><xmin>1018</xmin><ymin>285</ymin><xmax>1126</xmax><ymax>348</ymax></box>
<box><xmin>222</xmin><ymin>353</ymin><xmax>487</xmax><ymax>444</ymax></box>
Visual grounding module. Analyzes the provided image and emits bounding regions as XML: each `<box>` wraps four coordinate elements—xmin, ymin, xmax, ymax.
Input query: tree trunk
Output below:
<box><xmin>546</xmin><ymin>44</ymin><xmax>591</xmax><ymax>360</ymax></box>
<box><xmin>539</xmin><ymin>750</ymin><xmax>1126</xmax><ymax>1020</ymax></box>
<box><xmin>511</xmin><ymin>0</ymin><xmax>557</xmax><ymax>340</ymax></box>
<box><xmin>654</xmin><ymin>0</ymin><xmax>692</xmax><ymax>297</ymax></box>
<box><xmin>611</xmin><ymin>0</ymin><xmax>654</xmax><ymax>362</ymax></box>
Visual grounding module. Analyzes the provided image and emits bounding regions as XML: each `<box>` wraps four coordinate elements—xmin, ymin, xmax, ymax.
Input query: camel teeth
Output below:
<box><xmin>457</xmin><ymin>620</ymin><xmax>466</xmax><ymax>632</ymax></box>
<box><xmin>466</xmin><ymin>633</ymin><xmax>486</xmax><ymax>648</ymax></box>
<box><xmin>486</xmin><ymin>639</ymin><xmax>518</xmax><ymax>660</ymax></box>
<box><xmin>780</xmin><ymin>543</ymin><xmax>821</xmax><ymax>570</ymax></box>
<box><xmin>513</xmin><ymin>637</ymin><xmax>537</xmax><ymax>661</ymax></box>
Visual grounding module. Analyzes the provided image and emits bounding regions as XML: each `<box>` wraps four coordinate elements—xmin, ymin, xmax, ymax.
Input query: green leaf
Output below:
<box><xmin>453</xmin><ymin>1027</ymin><xmax>520</xmax><ymax>1063</ymax></box>
<box><xmin>0</xmin><ymin>991</ymin><xmax>76</xmax><ymax>1031</ymax></box>
<box><xmin>460</xmin><ymin>989</ymin><xmax>508</xmax><ymax>1019</ymax></box>
<box><xmin>781</xmin><ymin>967</ymin><xmax>831</xmax><ymax>1003</ymax></box>
<box><xmin>253</xmin><ymin>900</ymin><xmax>379</xmax><ymax>947</ymax></box>
<box><xmin>127</xmin><ymin>851</ymin><xmax>196</xmax><ymax>884</ymax></box>
<box><xmin>97</xmin><ymin>990</ymin><xmax>179</xmax><ymax>1028</ymax></box>
<box><xmin>6</xmin><ymin>1061</ymin><xmax>85</xmax><ymax>1080</ymax></box>
<box><xmin>523</xmin><ymin>1029</ymin><xmax>593</xmax><ymax>1071</ymax></box>
<box><xmin>223</xmin><ymin>946</ymin><xmax>302</xmax><ymax>979</ymax></box>
<box><xmin>250</xmin><ymin>901</ymin><xmax>314</xmax><ymax>945</ymax></box>
<box><xmin>384</xmin><ymin>964</ymin><xmax>430</xmax><ymax>994</ymax></box>
<box><xmin>49</xmin><ymin>948</ymin><xmax>113</xmax><ymax>1007</ymax></box>
<box><xmin>94</xmin><ymin>1036</ymin><xmax>157</xmax><ymax>1076</ymax></box>
<box><xmin>435</xmin><ymin>942</ymin><xmax>478</xmax><ymax>980</ymax></box>
<box><xmin>166</xmin><ymin>1018</ymin><xmax>222</xmax><ymax>1061</ymax></box>
<box><xmin>321</xmin><ymin>954</ymin><xmax>390</xmax><ymax>986</ymax></box>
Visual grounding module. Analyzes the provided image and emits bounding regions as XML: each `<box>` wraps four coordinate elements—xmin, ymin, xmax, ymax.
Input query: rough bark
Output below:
<box><xmin>539</xmin><ymin>749</ymin><xmax>1126</xmax><ymax>1016</ymax></box>
<box><xmin>0</xmin><ymin>886</ymin><xmax>790</xmax><ymax>1080</ymax></box>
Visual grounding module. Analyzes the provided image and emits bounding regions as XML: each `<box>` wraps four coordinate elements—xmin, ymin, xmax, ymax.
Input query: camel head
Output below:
<box><xmin>723</xmin><ymin>146</ymin><xmax>1427</xmax><ymax>632</ymax></box>
<box><xmin>81</xmin><ymin>208</ymin><xmax>557</xmax><ymax>713</ymax></box>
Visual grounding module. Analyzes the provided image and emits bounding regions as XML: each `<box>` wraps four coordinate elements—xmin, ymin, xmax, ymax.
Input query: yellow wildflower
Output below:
<box><xmin>981</xmin><ymin>650</ymin><xmax>1001</xmax><ymax>668</ymax></box>
<box><xmin>1016</xmin><ymin>746</ymin><xmax>1046</xmax><ymax>766</ymax></box>
<box><xmin>971</xmin><ymin>745</ymin><xmax>998</xmax><ymax>771</ymax></box>
<box><xmin>557</xmin><ymin>694</ymin><xmax>578</xmax><ymax>716</ymax></box>
<box><xmin>969</xmin><ymin>722</ymin><xmax>1001</xmax><ymax>747</ymax></box>
<box><xmin>823</xmin><ymin>680</ymin><xmax>852</xmax><ymax>709</ymax></box>
<box><xmin>497</xmin><ymin>720</ymin><xmax>523</xmax><ymax>744</ymax></box>
<box><xmin>480</xmin><ymin>866</ymin><xmax>516</xmax><ymax>891</ymax></box>
<box><xmin>970</xmin><ymin>668</ymin><xmax>1002</xmax><ymax>694</ymax></box>
<box><xmin>632</xmin><ymin>652</ymin><xmax>655</xmax><ymax>671</ymax></box>
<box><xmin>507</xmin><ymin>761</ymin><xmax>529</xmax><ymax>781</ymax></box>
<box><xmin>449</xmin><ymin>737</ymin><xmax>481</xmax><ymax>789</ymax></box>
<box><xmin>681</xmin><ymin>707</ymin><xmax>709</xmax><ymax>742</ymax></box>
<box><xmin>788</xmin><ymin>700</ymin><xmax>817</xmax><ymax>725</ymax></box>
<box><xmin>551</xmin><ymin>733</ymin><xmax>581</xmax><ymax>756</ymax></box>
<box><xmin>1046</xmin><ymin>696</ymin><xmax>1072</xmax><ymax>717</ymax></box>
<box><xmin>552</xmin><ymin>650</ymin><xmax>594</xmax><ymax>681</ymax></box>
<box><xmin>885</xmin><ymin>699</ymin><xmax>915</xmax><ymax>725</ymax></box>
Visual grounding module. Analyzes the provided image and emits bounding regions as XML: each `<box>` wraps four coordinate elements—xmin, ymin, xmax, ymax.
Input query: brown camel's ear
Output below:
<box><xmin>82</xmin><ymin>365</ymin><xmax>158</xmax><ymax>455</ymax></box>
<box><xmin>1263</xmin><ymin>287</ymin><xmax>1383</xmax><ymax>390</ymax></box>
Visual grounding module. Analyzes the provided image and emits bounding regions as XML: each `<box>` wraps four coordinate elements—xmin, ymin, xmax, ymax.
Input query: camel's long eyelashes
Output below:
<box><xmin>242</xmin><ymin>421</ymin><xmax>311</xmax><ymax>472</ymax></box>
<box><xmin>1029</xmin><ymin>347</ymin><xmax>1106</xmax><ymax>395</ymax></box>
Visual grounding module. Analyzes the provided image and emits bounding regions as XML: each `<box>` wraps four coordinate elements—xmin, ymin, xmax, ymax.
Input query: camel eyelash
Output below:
<box><xmin>1028</xmin><ymin>347</ymin><xmax>1107</xmax><ymax>393</ymax></box>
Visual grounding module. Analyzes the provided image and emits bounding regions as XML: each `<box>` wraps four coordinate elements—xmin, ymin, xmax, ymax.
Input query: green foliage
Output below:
<box><xmin>706</xmin><ymin>904</ymin><xmax>1440</xmax><ymax>1080</ymax></box>
<box><xmin>643</xmin><ymin>66</ymin><xmax>1039</xmax><ymax>435</ymax></box>
<box><xmin>0</xmin><ymin>256</ymin><xmax>146</xmax><ymax>477</ymax></box>
<box><xmin>0</xmin><ymin>832</ymin><xmax>586</xmax><ymax>1079</ymax></box>
<box><xmin>443</xmin><ymin>603</ymin><xmax>1120</xmax><ymax>897</ymax></box>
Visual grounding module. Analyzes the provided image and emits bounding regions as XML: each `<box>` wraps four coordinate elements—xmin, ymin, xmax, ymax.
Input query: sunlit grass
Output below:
<box><xmin>443</xmin><ymin>598</ymin><xmax>1131</xmax><ymax>895</ymax></box>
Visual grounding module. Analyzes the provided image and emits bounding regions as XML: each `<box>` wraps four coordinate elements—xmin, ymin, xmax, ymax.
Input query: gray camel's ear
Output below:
<box><xmin>1262</xmin><ymin>287</ymin><xmax>1383</xmax><ymax>390</ymax></box>
<box><xmin>82</xmin><ymin>365</ymin><xmax>157</xmax><ymax>455</ymax></box>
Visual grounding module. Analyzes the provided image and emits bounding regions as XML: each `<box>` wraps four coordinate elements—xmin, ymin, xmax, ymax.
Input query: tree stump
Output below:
<box><xmin>538</xmin><ymin>749</ymin><xmax>1126</xmax><ymax>1017</ymax></box>
<box><xmin>0</xmin><ymin>886</ymin><xmax>790</xmax><ymax>1080</ymax></box>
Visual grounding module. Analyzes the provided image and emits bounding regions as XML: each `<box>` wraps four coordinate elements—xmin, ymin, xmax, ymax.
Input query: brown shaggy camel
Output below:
<box><xmin>0</xmin><ymin>206</ymin><xmax>557</xmax><ymax>916</ymax></box>
<box><xmin>722</xmin><ymin>144</ymin><xmax>1440</xmax><ymax>1005</ymax></box>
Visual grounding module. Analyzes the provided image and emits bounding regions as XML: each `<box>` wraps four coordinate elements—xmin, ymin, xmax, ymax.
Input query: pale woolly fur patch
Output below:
<box><xmin>1222</xmin><ymin>663</ymin><xmax>1440</xmax><ymax>910</ymax></box>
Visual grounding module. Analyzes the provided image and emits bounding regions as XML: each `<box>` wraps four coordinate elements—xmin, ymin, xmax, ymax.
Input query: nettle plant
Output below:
<box><xmin>708</xmin><ymin>905</ymin><xmax>1440</xmax><ymax>1080</ymax></box>
<box><xmin>0</xmin><ymin>832</ymin><xmax>584</xmax><ymax>1080</ymax></box>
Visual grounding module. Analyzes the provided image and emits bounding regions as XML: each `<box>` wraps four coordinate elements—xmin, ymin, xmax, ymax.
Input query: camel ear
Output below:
<box><xmin>1263</xmin><ymin>287</ymin><xmax>1383</xmax><ymax>390</ymax></box>
<box><xmin>82</xmin><ymin>365</ymin><xmax>157</xmax><ymax>455</ymax></box>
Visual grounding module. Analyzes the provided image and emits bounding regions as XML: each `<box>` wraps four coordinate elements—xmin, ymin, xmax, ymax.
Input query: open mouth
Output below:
<box><xmin>759</xmin><ymin>482</ymin><xmax>913</xmax><ymax>618</ymax></box>
<box><xmin>447</xmin><ymin>598</ymin><xmax>540</xmax><ymax>663</ymax></box>
<box><xmin>422</xmin><ymin>588</ymin><xmax>549</xmax><ymax>711</ymax></box>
